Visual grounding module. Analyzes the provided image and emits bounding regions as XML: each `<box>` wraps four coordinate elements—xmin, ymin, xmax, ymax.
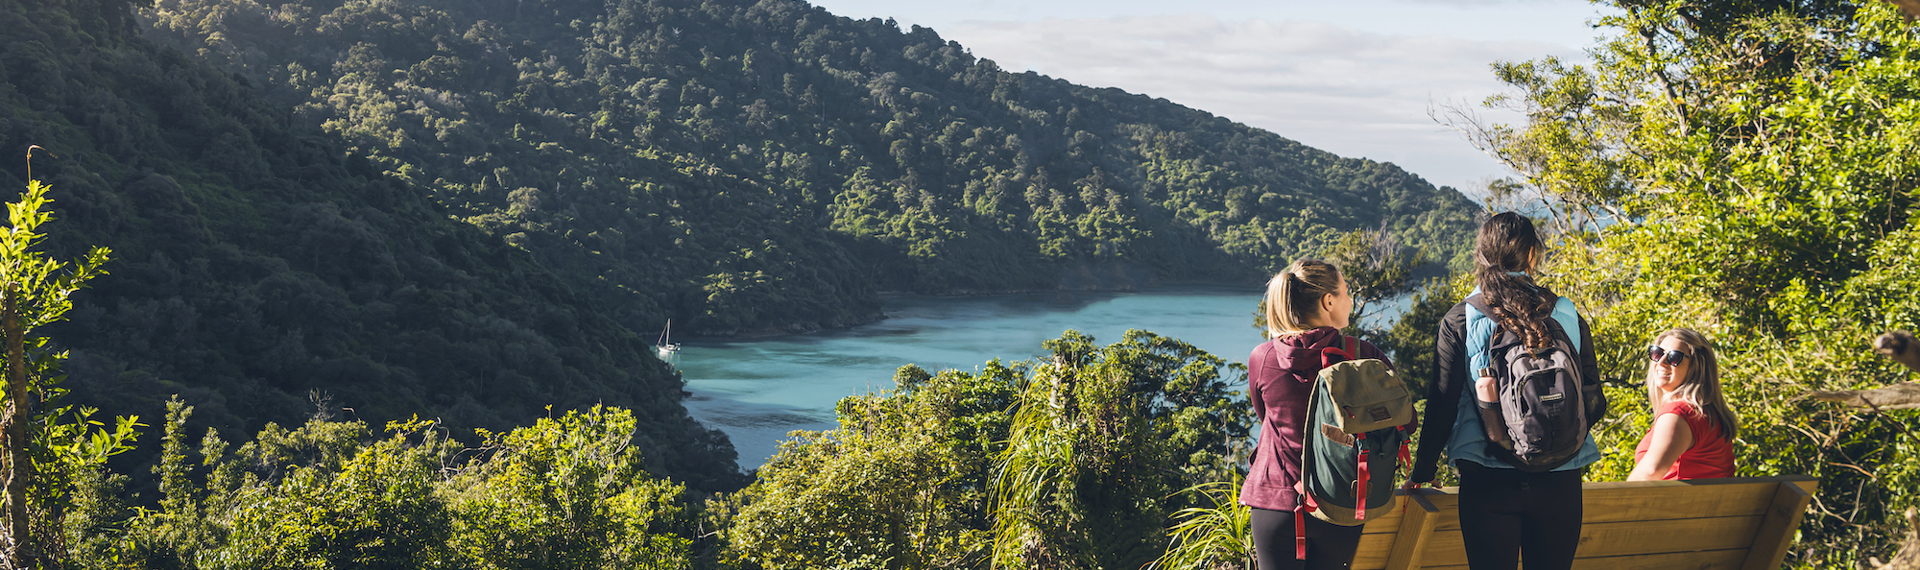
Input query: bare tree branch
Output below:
<box><xmin>1810</xmin><ymin>383</ymin><xmax>1920</xmax><ymax>410</ymax></box>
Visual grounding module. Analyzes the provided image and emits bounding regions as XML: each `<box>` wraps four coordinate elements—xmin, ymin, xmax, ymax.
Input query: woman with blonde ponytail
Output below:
<box><xmin>1242</xmin><ymin>258</ymin><xmax>1390</xmax><ymax>570</ymax></box>
<box><xmin>1628</xmin><ymin>328</ymin><xmax>1737</xmax><ymax>480</ymax></box>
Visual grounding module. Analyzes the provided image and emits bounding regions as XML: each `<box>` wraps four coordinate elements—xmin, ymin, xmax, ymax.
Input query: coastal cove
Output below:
<box><xmin>677</xmin><ymin>287</ymin><xmax>1412</xmax><ymax>469</ymax></box>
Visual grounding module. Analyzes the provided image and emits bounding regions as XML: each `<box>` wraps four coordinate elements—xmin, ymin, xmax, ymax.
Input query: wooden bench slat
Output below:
<box><xmin>1741</xmin><ymin>481</ymin><xmax>1814</xmax><ymax>570</ymax></box>
<box><xmin>1353</xmin><ymin>532</ymin><xmax>1398</xmax><ymax>570</ymax></box>
<box><xmin>1361</xmin><ymin>503</ymin><xmax>1407</xmax><ymax>534</ymax></box>
<box><xmin>1384</xmin><ymin>494</ymin><xmax>1440</xmax><ymax>570</ymax></box>
<box><xmin>1420</xmin><ymin>548</ymin><xmax>1748</xmax><ymax>570</ymax></box>
<box><xmin>1575</xmin><ymin>515</ymin><xmax>1763</xmax><ymax>557</ymax></box>
<box><xmin>1582</xmin><ymin>482</ymin><xmax>1787</xmax><ymax>524</ymax></box>
<box><xmin>1576</xmin><ymin>474</ymin><xmax>1817</xmax><ymax>491</ymax></box>
<box><xmin>1335</xmin><ymin>477</ymin><xmax>1813</xmax><ymax>569</ymax></box>
<box><xmin>1417</xmin><ymin>484</ymin><xmax>1785</xmax><ymax>532</ymax></box>
<box><xmin>1356</xmin><ymin>529</ymin><xmax>1468</xmax><ymax>569</ymax></box>
<box><xmin>1362</xmin><ymin>517</ymin><xmax>1759</xmax><ymax>569</ymax></box>
<box><xmin>1574</xmin><ymin>548</ymin><xmax>1749</xmax><ymax>570</ymax></box>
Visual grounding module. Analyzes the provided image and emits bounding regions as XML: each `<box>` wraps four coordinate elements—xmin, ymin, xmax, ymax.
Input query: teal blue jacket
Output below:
<box><xmin>1408</xmin><ymin>290</ymin><xmax>1605</xmax><ymax>483</ymax></box>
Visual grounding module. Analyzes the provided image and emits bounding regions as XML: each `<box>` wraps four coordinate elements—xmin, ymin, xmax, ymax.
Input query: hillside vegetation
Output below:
<box><xmin>0</xmin><ymin>0</ymin><xmax>740</xmax><ymax>490</ymax></box>
<box><xmin>0</xmin><ymin>0</ymin><xmax>1477</xmax><ymax>495</ymax></box>
<box><xmin>136</xmin><ymin>0</ymin><xmax>1478</xmax><ymax>335</ymax></box>
<box><xmin>1403</xmin><ymin>1</ymin><xmax>1920</xmax><ymax>566</ymax></box>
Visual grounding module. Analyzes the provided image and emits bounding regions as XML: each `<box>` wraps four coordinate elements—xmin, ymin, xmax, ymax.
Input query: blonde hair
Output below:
<box><xmin>1648</xmin><ymin>328</ymin><xmax>1740</xmax><ymax>439</ymax></box>
<box><xmin>1264</xmin><ymin>259</ymin><xmax>1343</xmax><ymax>338</ymax></box>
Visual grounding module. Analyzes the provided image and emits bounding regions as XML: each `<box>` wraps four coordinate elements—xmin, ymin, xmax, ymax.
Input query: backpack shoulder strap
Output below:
<box><xmin>1321</xmin><ymin>335</ymin><xmax>1355</xmax><ymax>369</ymax></box>
<box><xmin>1463</xmin><ymin>293</ymin><xmax>1491</xmax><ymax>316</ymax></box>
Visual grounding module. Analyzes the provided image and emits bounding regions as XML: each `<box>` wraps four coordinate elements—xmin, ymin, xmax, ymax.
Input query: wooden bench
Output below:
<box><xmin>1348</xmin><ymin>475</ymin><xmax>1818</xmax><ymax>570</ymax></box>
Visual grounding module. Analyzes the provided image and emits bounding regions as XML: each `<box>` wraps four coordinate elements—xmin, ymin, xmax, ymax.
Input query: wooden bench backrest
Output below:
<box><xmin>1346</xmin><ymin>475</ymin><xmax>1817</xmax><ymax>570</ymax></box>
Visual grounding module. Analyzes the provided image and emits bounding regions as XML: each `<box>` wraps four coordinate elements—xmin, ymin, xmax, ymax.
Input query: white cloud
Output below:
<box><xmin>1400</xmin><ymin>0</ymin><xmax>1567</xmax><ymax>6</ymax></box>
<box><xmin>939</xmin><ymin>14</ymin><xmax>1589</xmax><ymax>193</ymax></box>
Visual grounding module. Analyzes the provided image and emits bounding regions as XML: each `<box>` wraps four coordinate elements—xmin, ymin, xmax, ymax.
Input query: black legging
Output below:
<box><xmin>1249</xmin><ymin>507</ymin><xmax>1365</xmax><ymax>570</ymax></box>
<box><xmin>1456</xmin><ymin>460</ymin><xmax>1585</xmax><ymax>570</ymax></box>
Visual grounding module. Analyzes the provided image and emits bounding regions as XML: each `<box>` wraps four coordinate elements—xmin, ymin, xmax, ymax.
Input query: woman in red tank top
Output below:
<box><xmin>1628</xmin><ymin>328</ymin><xmax>1738</xmax><ymax>480</ymax></box>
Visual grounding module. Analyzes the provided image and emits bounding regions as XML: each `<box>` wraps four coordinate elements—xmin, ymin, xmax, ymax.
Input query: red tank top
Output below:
<box><xmin>1633</xmin><ymin>401</ymin><xmax>1734</xmax><ymax>479</ymax></box>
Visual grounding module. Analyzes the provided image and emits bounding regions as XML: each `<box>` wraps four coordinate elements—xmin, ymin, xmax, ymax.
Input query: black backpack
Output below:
<box><xmin>1464</xmin><ymin>294</ymin><xmax>1587</xmax><ymax>472</ymax></box>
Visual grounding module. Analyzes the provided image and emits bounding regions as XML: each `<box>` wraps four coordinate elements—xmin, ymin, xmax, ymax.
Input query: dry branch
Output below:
<box><xmin>1887</xmin><ymin>0</ymin><xmax>1920</xmax><ymax>19</ymax></box>
<box><xmin>1875</xmin><ymin>510</ymin><xmax>1920</xmax><ymax>569</ymax></box>
<box><xmin>1810</xmin><ymin>383</ymin><xmax>1920</xmax><ymax>410</ymax></box>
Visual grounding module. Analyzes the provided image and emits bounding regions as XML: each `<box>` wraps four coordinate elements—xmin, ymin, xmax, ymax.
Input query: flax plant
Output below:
<box><xmin>990</xmin><ymin>330</ymin><xmax>1205</xmax><ymax>570</ymax></box>
<box><xmin>1150</xmin><ymin>477</ymin><xmax>1253</xmax><ymax>570</ymax></box>
<box><xmin>990</xmin><ymin>358</ymin><xmax>1087</xmax><ymax>570</ymax></box>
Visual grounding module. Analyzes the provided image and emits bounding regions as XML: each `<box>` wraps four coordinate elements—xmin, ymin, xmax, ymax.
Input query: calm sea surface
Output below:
<box><xmin>674</xmin><ymin>287</ymin><xmax>1410</xmax><ymax>470</ymax></box>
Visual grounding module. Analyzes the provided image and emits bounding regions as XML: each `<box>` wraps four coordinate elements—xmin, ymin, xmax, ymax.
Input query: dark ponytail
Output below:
<box><xmin>1475</xmin><ymin>212</ymin><xmax>1559</xmax><ymax>348</ymax></box>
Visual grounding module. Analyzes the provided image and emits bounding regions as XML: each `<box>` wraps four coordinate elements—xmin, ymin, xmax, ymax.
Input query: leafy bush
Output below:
<box><xmin>1462</xmin><ymin>2</ymin><xmax>1920</xmax><ymax>565</ymax></box>
<box><xmin>724</xmin><ymin>330</ymin><xmax>1249</xmax><ymax>570</ymax></box>
<box><xmin>77</xmin><ymin>403</ymin><xmax>695</xmax><ymax>570</ymax></box>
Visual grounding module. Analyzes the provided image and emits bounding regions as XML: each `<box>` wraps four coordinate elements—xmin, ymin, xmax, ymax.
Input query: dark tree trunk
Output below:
<box><xmin>2</xmin><ymin>288</ymin><xmax>27</xmax><ymax>567</ymax></box>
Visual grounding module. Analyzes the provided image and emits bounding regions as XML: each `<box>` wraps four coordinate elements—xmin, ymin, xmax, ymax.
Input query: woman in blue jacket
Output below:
<box><xmin>1405</xmin><ymin>213</ymin><xmax>1607</xmax><ymax>570</ymax></box>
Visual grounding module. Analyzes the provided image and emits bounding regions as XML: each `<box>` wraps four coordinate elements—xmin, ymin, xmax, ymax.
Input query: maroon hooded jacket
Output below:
<box><xmin>1239</xmin><ymin>326</ymin><xmax>1392</xmax><ymax>511</ymax></box>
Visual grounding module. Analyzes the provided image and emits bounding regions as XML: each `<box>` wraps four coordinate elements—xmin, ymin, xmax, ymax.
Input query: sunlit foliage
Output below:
<box><xmin>0</xmin><ymin>176</ymin><xmax>137</xmax><ymax>569</ymax></box>
<box><xmin>724</xmin><ymin>330</ymin><xmax>1248</xmax><ymax>570</ymax></box>
<box><xmin>78</xmin><ymin>402</ymin><xmax>694</xmax><ymax>570</ymax></box>
<box><xmin>1461</xmin><ymin>1</ymin><xmax>1920</xmax><ymax>564</ymax></box>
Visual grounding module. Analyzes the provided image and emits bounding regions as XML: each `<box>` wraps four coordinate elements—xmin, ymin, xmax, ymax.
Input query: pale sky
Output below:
<box><xmin>806</xmin><ymin>0</ymin><xmax>1620</xmax><ymax>197</ymax></box>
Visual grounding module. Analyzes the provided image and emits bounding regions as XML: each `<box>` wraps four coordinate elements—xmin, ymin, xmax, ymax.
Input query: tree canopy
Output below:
<box><xmin>0</xmin><ymin>0</ymin><xmax>1478</xmax><ymax>497</ymax></box>
<box><xmin>0</xmin><ymin>0</ymin><xmax>741</xmax><ymax>491</ymax></box>
<box><xmin>1451</xmin><ymin>0</ymin><xmax>1920</xmax><ymax>564</ymax></box>
<box><xmin>135</xmin><ymin>0</ymin><xmax>1478</xmax><ymax>336</ymax></box>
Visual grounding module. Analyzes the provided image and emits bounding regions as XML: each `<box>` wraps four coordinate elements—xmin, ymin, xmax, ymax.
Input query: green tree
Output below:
<box><xmin>135</xmin><ymin>0</ymin><xmax>1478</xmax><ymax>339</ymax></box>
<box><xmin>724</xmin><ymin>332</ymin><xmax>1247</xmax><ymax>570</ymax></box>
<box><xmin>444</xmin><ymin>406</ymin><xmax>693</xmax><ymax>570</ymax></box>
<box><xmin>1321</xmin><ymin>224</ymin><xmax>1429</xmax><ymax>342</ymax></box>
<box><xmin>1457</xmin><ymin>1</ymin><xmax>1920</xmax><ymax>564</ymax></box>
<box><xmin>0</xmin><ymin>174</ymin><xmax>132</xmax><ymax>569</ymax></box>
<box><xmin>723</xmin><ymin>364</ymin><xmax>1013</xmax><ymax>570</ymax></box>
<box><xmin>992</xmin><ymin>330</ymin><xmax>1246</xmax><ymax>570</ymax></box>
<box><xmin>111</xmin><ymin>400</ymin><xmax>451</xmax><ymax>569</ymax></box>
<box><xmin>82</xmin><ymin>403</ymin><xmax>694</xmax><ymax>570</ymax></box>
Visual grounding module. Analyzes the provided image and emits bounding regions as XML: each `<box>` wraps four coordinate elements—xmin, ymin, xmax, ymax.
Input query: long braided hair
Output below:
<box><xmin>1474</xmin><ymin>213</ymin><xmax>1559</xmax><ymax>349</ymax></box>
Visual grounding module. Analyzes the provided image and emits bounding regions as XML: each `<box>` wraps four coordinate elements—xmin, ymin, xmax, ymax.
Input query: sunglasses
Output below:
<box><xmin>1647</xmin><ymin>345</ymin><xmax>1693</xmax><ymax>366</ymax></box>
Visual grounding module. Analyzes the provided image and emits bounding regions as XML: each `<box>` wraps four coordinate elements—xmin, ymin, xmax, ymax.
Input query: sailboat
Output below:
<box><xmin>656</xmin><ymin>319</ymin><xmax>681</xmax><ymax>358</ymax></box>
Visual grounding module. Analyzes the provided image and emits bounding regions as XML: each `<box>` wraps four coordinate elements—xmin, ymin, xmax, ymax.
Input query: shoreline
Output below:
<box><xmin>684</xmin><ymin>279</ymin><xmax>1268</xmax><ymax>339</ymax></box>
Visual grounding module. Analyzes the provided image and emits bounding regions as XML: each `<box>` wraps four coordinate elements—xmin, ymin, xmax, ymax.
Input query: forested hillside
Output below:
<box><xmin>136</xmin><ymin>0</ymin><xmax>1478</xmax><ymax>336</ymax></box>
<box><xmin>2</xmin><ymin>0</ymin><xmax>1476</xmax><ymax>497</ymax></box>
<box><xmin>0</xmin><ymin>0</ymin><xmax>740</xmax><ymax>490</ymax></box>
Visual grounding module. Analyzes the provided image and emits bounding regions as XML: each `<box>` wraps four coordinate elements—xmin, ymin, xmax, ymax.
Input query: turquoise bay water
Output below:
<box><xmin>675</xmin><ymin>287</ymin><xmax>1410</xmax><ymax>470</ymax></box>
